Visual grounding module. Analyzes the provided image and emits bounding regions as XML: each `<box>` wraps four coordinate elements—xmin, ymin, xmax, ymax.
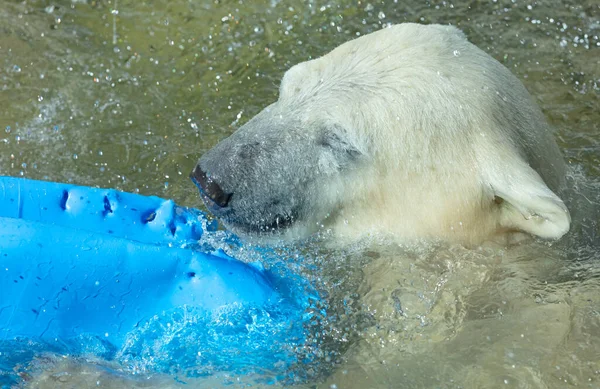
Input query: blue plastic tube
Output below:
<box><xmin>0</xmin><ymin>177</ymin><xmax>315</xmax><ymax>382</ymax></box>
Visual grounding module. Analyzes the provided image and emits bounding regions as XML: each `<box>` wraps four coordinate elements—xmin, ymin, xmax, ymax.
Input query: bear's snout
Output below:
<box><xmin>190</xmin><ymin>164</ymin><xmax>232</xmax><ymax>209</ymax></box>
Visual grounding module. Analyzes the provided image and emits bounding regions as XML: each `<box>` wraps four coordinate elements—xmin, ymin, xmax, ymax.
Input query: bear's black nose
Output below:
<box><xmin>190</xmin><ymin>165</ymin><xmax>232</xmax><ymax>208</ymax></box>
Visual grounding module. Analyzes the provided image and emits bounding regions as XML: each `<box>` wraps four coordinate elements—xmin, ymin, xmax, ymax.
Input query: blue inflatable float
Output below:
<box><xmin>0</xmin><ymin>176</ymin><xmax>318</xmax><ymax>384</ymax></box>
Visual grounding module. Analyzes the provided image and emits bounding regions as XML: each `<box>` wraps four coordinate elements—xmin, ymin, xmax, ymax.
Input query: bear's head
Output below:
<box><xmin>192</xmin><ymin>24</ymin><xmax>570</xmax><ymax>244</ymax></box>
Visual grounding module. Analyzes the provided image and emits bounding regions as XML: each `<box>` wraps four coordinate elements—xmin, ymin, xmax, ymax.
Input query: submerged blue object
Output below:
<box><xmin>0</xmin><ymin>177</ymin><xmax>317</xmax><ymax>383</ymax></box>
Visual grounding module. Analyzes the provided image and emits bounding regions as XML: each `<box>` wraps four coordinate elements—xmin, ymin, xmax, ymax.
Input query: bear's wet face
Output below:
<box><xmin>192</xmin><ymin>109</ymin><xmax>364</xmax><ymax>237</ymax></box>
<box><xmin>193</xmin><ymin>23</ymin><xmax>570</xmax><ymax>244</ymax></box>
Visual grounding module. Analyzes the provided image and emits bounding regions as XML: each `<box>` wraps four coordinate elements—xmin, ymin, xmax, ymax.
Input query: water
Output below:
<box><xmin>1</xmin><ymin>0</ymin><xmax>599</xmax><ymax>388</ymax></box>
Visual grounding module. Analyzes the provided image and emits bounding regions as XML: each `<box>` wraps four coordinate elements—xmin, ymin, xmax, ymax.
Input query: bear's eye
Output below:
<box><xmin>319</xmin><ymin>130</ymin><xmax>362</xmax><ymax>160</ymax></box>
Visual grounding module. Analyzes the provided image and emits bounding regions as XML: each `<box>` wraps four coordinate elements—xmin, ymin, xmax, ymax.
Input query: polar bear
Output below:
<box><xmin>191</xmin><ymin>23</ymin><xmax>570</xmax><ymax>245</ymax></box>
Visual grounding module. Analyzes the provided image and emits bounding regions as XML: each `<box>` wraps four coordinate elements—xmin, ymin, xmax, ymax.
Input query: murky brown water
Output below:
<box><xmin>1</xmin><ymin>0</ymin><xmax>599</xmax><ymax>388</ymax></box>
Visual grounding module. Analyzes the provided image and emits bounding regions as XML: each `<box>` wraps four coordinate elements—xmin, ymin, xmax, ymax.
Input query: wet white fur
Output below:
<box><xmin>278</xmin><ymin>23</ymin><xmax>569</xmax><ymax>245</ymax></box>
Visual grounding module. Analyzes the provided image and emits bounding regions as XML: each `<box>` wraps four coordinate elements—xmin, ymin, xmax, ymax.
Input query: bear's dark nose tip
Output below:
<box><xmin>190</xmin><ymin>165</ymin><xmax>232</xmax><ymax>208</ymax></box>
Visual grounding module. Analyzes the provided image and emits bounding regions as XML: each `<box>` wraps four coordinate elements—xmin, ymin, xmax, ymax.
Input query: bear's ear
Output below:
<box><xmin>486</xmin><ymin>162</ymin><xmax>570</xmax><ymax>239</ymax></box>
<box><xmin>280</xmin><ymin>62</ymin><xmax>310</xmax><ymax>99</ymax></box>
